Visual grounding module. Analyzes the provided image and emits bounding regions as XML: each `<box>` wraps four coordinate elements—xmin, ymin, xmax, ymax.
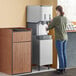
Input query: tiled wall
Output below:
<box><xmin>67</xmin><ymin>32</ymin><xmax>76</xmax><ymax>68</ymax></box>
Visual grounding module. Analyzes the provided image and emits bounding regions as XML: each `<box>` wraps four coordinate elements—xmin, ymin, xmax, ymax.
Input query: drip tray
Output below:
<box><xmin>36</xmin><ymin>35</ymin><xmax>52</xmax><ymax>40</ymax></box>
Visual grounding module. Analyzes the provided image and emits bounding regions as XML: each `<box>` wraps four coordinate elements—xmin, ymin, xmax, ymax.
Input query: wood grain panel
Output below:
<box><xmin>0</xmin><ymin>29</ymin><xmax>12</xmax><ymax>74</ymax></box>
<box><xmin>51</xmin><ymin>0</ymin><xmax>57</xmax><ymax>17</ymax></box>
<box><xmin>13</xmin><ymin>42</ymin><xmax>31</xmax><ymax>74</ymax></box>
<box><xmin>13</xmin><ymin>31</ymin><xmax>31</xmax><ymax>42</ymax></box>
<box><xmin>25</xmin><ymin>31</ymin><xmax>32</xmax><ymax>42</ymax></box>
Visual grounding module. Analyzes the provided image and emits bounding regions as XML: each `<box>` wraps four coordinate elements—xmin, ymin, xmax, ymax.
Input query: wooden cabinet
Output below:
<box><xmin>0</xmin><ymin>29</ymin><xmax>32</xmax><ymax>74</ymax></box>
<box><xmin>13</xmin><ymin>42</ymin><xmax>31</xmax><ymax>74</ymax></box>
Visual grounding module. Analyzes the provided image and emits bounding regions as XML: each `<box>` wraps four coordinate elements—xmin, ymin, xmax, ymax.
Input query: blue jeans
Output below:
<box><xmin>56</xmin><ymin>40</ymin><xmax>67</xmax><ymax>69</ymax></box>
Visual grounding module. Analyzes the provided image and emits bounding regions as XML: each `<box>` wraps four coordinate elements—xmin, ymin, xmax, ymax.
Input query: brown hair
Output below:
<box><xmin>56</xmin><ymin>6</ymin><xmax>64</xmax><ymax>16</ymax></box>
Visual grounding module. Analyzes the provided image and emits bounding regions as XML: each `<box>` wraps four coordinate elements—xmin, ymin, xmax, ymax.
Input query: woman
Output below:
<box><xmin>47</xmin><ymin>6</ymin><xmax>68</xmax><ymax>74</ymax></box>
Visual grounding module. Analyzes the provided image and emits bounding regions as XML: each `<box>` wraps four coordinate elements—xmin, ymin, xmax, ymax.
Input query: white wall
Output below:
<box><xmin>58</xmin><ymin>0</ymin><xmax>76</xmax><ymax>22</ymax></box>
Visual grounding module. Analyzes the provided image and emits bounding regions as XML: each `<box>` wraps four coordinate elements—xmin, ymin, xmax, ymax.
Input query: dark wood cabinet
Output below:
<box><xmin>0</xmin><ymin>28</ymin><xmax>32</xmax><ymax>74</ymax></box>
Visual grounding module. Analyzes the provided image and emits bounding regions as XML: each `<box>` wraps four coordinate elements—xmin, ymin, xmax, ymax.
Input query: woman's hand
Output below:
<box><xmin>46</xmin><ymin>27</ymin><xmax>48</xmax><ymax>31</ymax></box>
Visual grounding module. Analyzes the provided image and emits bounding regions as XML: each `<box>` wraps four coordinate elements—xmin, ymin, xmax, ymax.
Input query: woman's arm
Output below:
<box><xmin>47</xmin><ymin>18</ymin><xmax>56</xmax><ymax>30</ymax></box>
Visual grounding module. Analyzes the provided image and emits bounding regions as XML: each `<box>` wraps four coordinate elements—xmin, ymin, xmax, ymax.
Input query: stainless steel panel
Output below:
<box><xmin>27</xmin><ymin>23</ymin><xmax>38</xmax><ymax>35</ymax></box>
<box><xmin>32</xmin><ymin>36</ymin><xmax>53</xmax><ymax>66</ymax></box>
<box><xmin>32</xmin><ymin>36</ymin><xmax>40</xmax><ymax>65</ymax></box>
<box><xmin>27</xmin><ymin>6</ymin><xmax>41</xmax><ymax>22</ymax></box>
<box><xmin>39</xmin><ymin>39</ymin><xmax>53</xmax><ymax>66</ymax></box>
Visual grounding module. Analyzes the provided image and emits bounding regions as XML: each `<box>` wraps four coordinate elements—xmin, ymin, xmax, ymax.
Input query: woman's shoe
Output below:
<box><xmin>63</xmin><ymin>69</ymin><xmax>66</xmax><ymax>72</ymax></box>
<box><xmin>56</xmin><ymin>69</ymin><xmax>64</xmax><ymax>74</ymax></box>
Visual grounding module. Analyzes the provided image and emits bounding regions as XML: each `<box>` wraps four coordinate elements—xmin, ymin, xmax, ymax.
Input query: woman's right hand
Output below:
<box><xmin>46</xmin><ymin>27</ymin><xmax>48</xmax><ymax>31</ymax></box>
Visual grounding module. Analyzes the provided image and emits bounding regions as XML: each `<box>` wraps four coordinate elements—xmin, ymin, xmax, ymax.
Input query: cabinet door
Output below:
<box><xmin>13</xmin><ymin>42</ymin><xmax>31</xmax><ymax>74</ymax></box>
<box><xmin>40</xmin><ymin>39</ymin><xmax>53</xmax><ymax>66</ymax></box>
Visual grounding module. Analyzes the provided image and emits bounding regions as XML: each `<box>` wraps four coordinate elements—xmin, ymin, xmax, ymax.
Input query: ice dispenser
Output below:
<box><xmin>27</xmin><ymin>6</ymin><xmax>53</xmax><ymax>70</ymax></box>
